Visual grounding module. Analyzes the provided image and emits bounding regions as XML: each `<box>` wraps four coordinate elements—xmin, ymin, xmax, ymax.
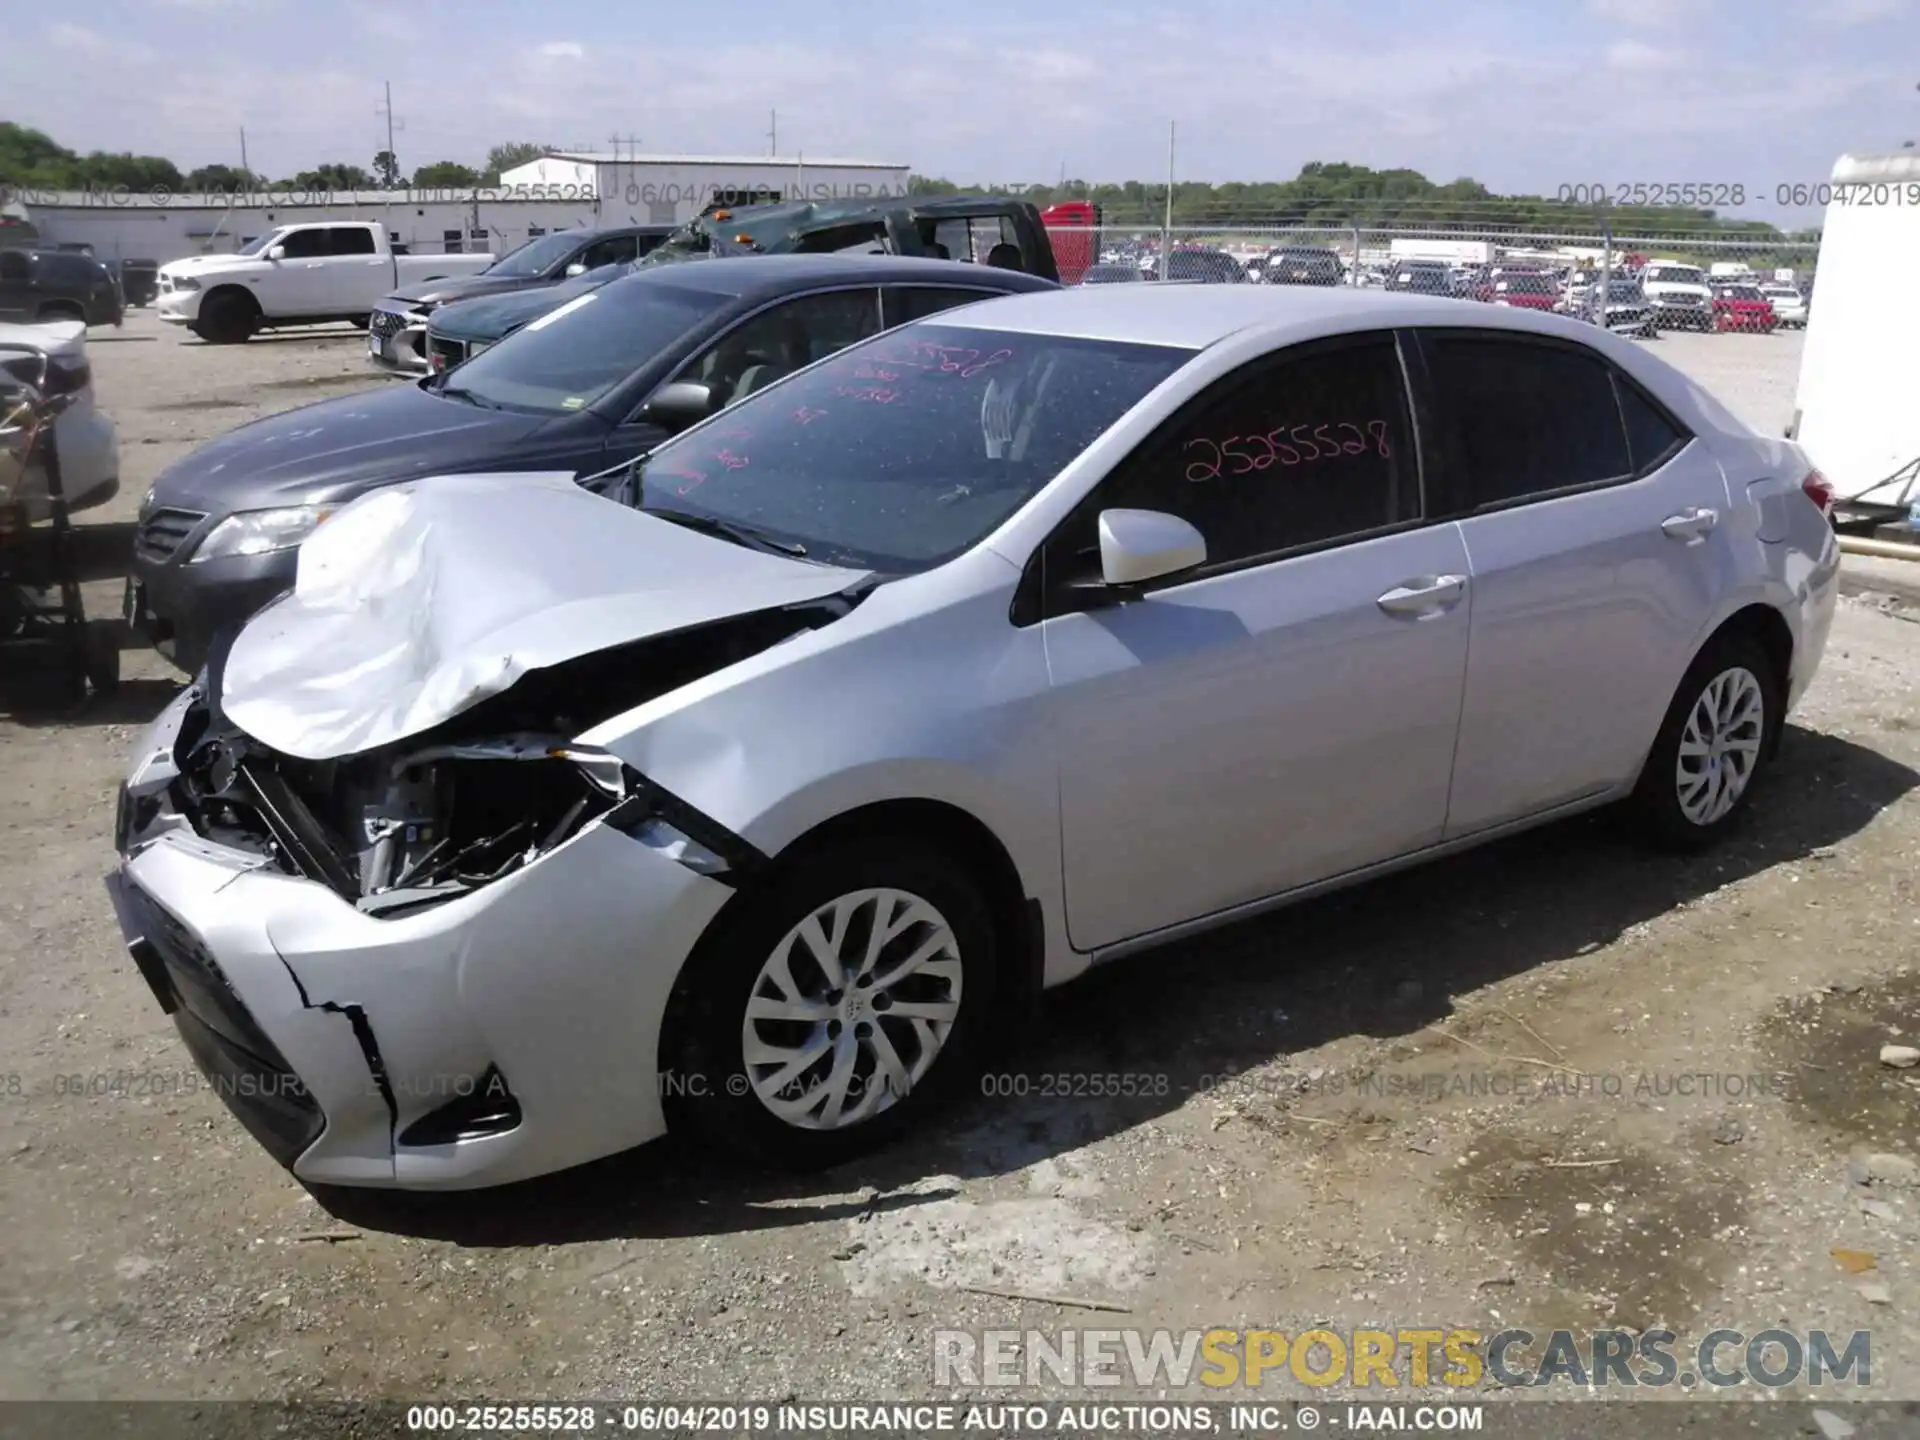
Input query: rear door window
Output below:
<box><xmin>883</xmin><ymin>286</ymin><xmax>1005</xmax><ymax>325</ymax></box>
<box><xmin>1423</xmin><ymin>334</ymin><xmax>1633</xmax><ymax>507</ymax></box>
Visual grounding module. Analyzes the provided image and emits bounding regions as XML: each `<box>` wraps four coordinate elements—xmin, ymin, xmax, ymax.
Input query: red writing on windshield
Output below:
<box><xmin>791</xmin><ymin>405</ymin><xmax>828</xmax><ymax>426</ymax></box>
<box><xmin>713</xmin><ymin>448</ymin><xmax>749</xmax><ymax>470</ymax></box>
<box><xmin>869</xmin><ymin>342</ymin><xmax>1014</xmax><ymax>379</ymax></box>
<box><xmin>1183</xmin><ymin>421</ymin><xmax>1391</xmax><ymax>481</ymax></box>
<box><xmin>835</xmin><ymin>385</ymin><xmax>898</xmax><ymax>404</ymax></box>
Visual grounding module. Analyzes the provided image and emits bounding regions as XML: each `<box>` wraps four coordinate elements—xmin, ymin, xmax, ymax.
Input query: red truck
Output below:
<box><xmin>1041</xmin><ymin>201</ymin><xmax>1101</xmax><ymax>285</ymax></box>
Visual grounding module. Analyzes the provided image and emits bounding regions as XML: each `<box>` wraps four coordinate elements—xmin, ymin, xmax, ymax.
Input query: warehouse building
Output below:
<box><xmin>3</xmin><ymin>150</ymin><xmax>911</xmax><ymax>265</ymax></box>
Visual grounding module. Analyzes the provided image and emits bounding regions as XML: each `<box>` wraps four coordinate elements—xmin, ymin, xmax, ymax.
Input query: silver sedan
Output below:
<box><xmin>108</xmin><ymin>286</ymin><xmax>1840</xmax><ymax>1188</ymax></box>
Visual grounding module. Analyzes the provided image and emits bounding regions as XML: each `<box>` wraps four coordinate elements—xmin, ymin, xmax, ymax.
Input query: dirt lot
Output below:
<box><xmin>2</xmin><ymin>313</ymin><xmax>1917</xmax><ymax>1407</ymax></box>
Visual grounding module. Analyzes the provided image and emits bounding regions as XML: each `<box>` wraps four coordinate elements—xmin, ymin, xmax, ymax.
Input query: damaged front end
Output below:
<box><xmin>132</xmin><ymin>589</ymin><xmax>863</xmax><ymax>917</ymax></box>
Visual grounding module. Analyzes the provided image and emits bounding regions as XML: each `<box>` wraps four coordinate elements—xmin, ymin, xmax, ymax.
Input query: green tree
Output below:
<box><xmin>372</xmin><ymin>150</ymin><xmax>401</xmax><ymax>187</ymax></box>
<box><xmin>278</xmin><ymin>163</ymin><xmax>373</xmax><ymax>192</ymax></box>
<box><xmin>183</xmin><ymin>164</ymin><xmax>264</xmax><ymax>192</ymax></box>
<box><xmin>413</xmin><ymin>160</ymin><xmax>481</xmax><ymax>187</ymax></box>
<box><xmin>483</xmin><ymin>141</ymin><xmax>549</xmax><ymax>184</ymax></box>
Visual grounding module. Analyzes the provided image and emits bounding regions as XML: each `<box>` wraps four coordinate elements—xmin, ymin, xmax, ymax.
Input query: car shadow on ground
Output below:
<box><xmin>311</xmin><ymin>724</ymin><xmax>1916</xmax><ymax>1247</ymax></box>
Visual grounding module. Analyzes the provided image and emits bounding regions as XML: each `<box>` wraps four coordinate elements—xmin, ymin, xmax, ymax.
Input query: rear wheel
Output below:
<box><xmin>1627</xmin><ymin>631</ymin><xmax>1782</xmax><ymax>851</ymax></box>
<box><xmin>661</xmin><ymin>835</ymin><xmax>999</xmax><ymax>1169</ymax></box>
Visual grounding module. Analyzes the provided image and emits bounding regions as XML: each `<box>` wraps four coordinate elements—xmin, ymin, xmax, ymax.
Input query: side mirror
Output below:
<box><xmin>1097</xmin><ymin>508</ymin><xmax>1206</xmax><ymax>587</ymax></box>
<box><xmin>642</xmin><ymin>380</ymin><xmax>717</xmax><ymax>433</ymax></box>
<box><xmin>564</xmin><ymin>262</ymin><xmax>587</xmax><ymax>277</ymax></box>
<box><xmin>267</xmin><ymin>245</ymin><xmax>287</xmax><ymax>261</ymax></box>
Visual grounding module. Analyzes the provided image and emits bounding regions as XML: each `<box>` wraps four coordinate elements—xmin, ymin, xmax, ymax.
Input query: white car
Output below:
<box><xmin>1640</xmin><ymin>261</ymin><xmax>1715</xmax><ymax>331</ymax></box>
<box><xmin>155</xmin><ymin>221</ymin><xmax>494</xmax><ymax>345</ymax></box>
<box><xmin>1761</xmin><ymin>284</ymin><xmax>1808</xmax><ymax>328</ymax></box>
<box><xmin>0</xmin><ymin>319</ymin><xmax>119</xmax><ymax>522</ymax></box>
<box><xmin>108</xmin><ymin>286</ymin><xmax>1838</xmax><ymax>1190</ymax></box>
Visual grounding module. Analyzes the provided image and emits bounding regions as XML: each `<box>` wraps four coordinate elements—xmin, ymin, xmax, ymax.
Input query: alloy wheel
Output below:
<box><xmin>741</xmin><ymin>887</ymin><xmax>964</xmax><ymax>1130</ymax></box>
<box><xmin>1675</xmin><ymin>666</ymin><xmax>1765</xmax><ymax>826</ymax></box>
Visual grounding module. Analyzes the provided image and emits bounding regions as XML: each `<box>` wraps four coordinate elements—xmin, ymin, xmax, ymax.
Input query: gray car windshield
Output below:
<box><xmin>629</xmin><ymin>324</ymin><xmax>1193</xmax><ymax>572</ymax></box>
<box><xmin>437</xmin><ymin>282</ymin><xmax>731</xmax><ymax>413</ymax></box>
<box><xmin>483</xmin><ymin>232</ymin><xmax>585</xmax><ymax>279</ymax></box>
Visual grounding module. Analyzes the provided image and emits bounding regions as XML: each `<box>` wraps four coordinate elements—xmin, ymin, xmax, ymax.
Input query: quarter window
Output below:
<box><xmin>1068</xmin><ymin>334</ymin><xmax>1417</xmax><ymax>572</ymax></box>
<box><xmin>1425</xmin><ymin>335</ymin><xmax>1632</xmax><ymax>506</ymax></box>
<box><xmin>1615</xmin><ymin>376</ymin><xmax>1689</xmax><ymax>474</ymax></box>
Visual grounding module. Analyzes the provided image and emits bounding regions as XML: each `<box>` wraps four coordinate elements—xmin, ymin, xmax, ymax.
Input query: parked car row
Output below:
<box><xmin>107</xmin><ymin>267</ymin><xmax>1839</xmax><ymax>1193</ymax></box>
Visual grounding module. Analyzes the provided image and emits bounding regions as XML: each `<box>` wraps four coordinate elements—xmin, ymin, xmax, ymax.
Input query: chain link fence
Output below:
<box><xmin>1038</xmin><ymin>205</ymin><xmax>1820</xmax><ymax>335</ymax></box>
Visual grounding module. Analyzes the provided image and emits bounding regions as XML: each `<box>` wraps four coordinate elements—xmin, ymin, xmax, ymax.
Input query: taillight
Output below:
<box><xmin>1801</xmin><ymin>469</ymin><xmax>1835</xmax><ymax>518</ymax></box>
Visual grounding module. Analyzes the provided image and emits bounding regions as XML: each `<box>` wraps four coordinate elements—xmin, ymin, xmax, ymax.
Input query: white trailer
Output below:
<box><xmin>1387</xmin><ymin>237</ymin><xmax>1493</xmax><ymax>265</ymax></box>
<box><xmin>1789</xmin><ymin>151</ymin><xmax>1920</xmax><ymax>510</ymax></box>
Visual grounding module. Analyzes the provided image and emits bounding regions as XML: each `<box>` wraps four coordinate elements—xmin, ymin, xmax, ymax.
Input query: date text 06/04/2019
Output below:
<box><xmin>404</xmin><ymin>1401</ymin><xmax>1482</xmax><ymax>1434</ymax></box>
<box><xmin>1555</xmin><ymin>181</ymin><xmax>1920</xmax><ymax>208</ymax></box>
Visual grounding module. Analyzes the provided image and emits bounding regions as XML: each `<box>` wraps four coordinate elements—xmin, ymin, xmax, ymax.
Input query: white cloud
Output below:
<box><xmin>538</xmin><ymin>41</ymin><xmax>585</xmax><ymax>59</ymax></box>
<box><xmin>1816</xmin><ymin>0</ymin><xmax>1909</xmax><ymax>21</ymax></box>
<box><xmin>1605</xmin><ymin>38</ymin><xmax>1682</xmax><ymax>69</ymax></box>
<box><xmin>47</xmin><ymin>23</ymin><xmax>108</xmax><ymax>52</ymax></box>
<box><xmin>1586</xmin><ymin>0</ymin><xmax>1712</xmax><ymax>25</ymax></box>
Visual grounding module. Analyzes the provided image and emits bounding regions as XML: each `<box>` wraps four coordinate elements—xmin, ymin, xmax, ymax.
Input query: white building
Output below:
<box><xmin>3</xmin><ymin>149</ymin><xmax>912</xmax><ymax>264</ymax></box>
<box><xmin>498</xmin><ymin>151</ymin><xmax>912</xmax><ymax>226</ymax></box>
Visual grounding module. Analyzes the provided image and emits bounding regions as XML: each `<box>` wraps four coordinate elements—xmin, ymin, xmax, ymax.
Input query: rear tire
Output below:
<box><xmin>660</xmin><ymin>835</ymin><xmax>1000</xmax><ymax>1170</ymax></box>
<box><xmin>197</xmin><ymin>291</ymin><xmax>256</xmax><ymax>344</ymax></box>
<box><xmin>1626</xmin><ymin>630</ymin><xmax>1782</xmax><ymax>852</ymax></box>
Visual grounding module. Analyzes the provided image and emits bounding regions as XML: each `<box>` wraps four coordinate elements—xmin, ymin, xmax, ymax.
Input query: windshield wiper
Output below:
<box><xmin>437</xmin><ymin>385</ymin><xmax>502</xmax><ymax>410</ymax></box>
<box><xmin>643</xmin><ymin>505</ymin><xmax>809</xmax><ymax>558</ymax></box>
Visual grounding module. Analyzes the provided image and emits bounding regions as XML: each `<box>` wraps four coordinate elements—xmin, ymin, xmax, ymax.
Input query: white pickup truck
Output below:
<box><xmin>155</xmin><ymin>221</ymin><xmax>494</xmax><ymax>344</ymax></box>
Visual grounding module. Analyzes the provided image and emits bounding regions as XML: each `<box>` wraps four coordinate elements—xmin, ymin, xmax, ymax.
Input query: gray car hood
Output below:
<box><xmin>220</xmin><ymin>472</ymin><xmax>869</xmax><ymax>760</ymax></box>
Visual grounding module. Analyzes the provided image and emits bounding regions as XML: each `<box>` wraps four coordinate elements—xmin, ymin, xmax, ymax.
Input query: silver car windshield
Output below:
<box><xmin>631</xmin><ymin>323</ymin><xmax>1194</xmax><ymax>573</ymax></box>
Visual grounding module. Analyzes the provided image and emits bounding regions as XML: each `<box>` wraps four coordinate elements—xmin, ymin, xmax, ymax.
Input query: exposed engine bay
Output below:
<box><xmin>144</xmin><ymin>592</ymin><xmax>863</xmax><ymax>916</ymax></box>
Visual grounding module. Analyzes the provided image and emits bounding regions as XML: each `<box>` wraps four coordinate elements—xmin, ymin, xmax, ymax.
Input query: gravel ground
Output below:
<box><xmin>2</xmin><ymin>313</ymin><xmax>1916</xmax><ymax>1408</ymax></box>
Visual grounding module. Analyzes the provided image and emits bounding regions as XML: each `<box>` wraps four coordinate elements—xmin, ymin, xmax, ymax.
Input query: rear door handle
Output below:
<box><xmin>1661</xmin><ymin>506</ymin><xmax>1718</xmax><ymax>542</ymax></box>
<box><xmin>1377</xmin><ymin>574</ymin><xmax>1467</xmax><ymax>615</ymax></box>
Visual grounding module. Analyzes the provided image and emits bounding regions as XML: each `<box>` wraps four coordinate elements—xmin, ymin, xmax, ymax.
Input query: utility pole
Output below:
<box><xmin>238</xmin><ymin>127</ymin><xmax>250</xmax><ymax>179</ymax></box>
<box><xmin>1159</xmin><ymin>121</ymin><xmax>1175</xmax><ymax>281</ymax></box>
<box><xmin>376</xmin><ymin>82</ymin><xmax>403</xmax><ymax>186</ymax></box>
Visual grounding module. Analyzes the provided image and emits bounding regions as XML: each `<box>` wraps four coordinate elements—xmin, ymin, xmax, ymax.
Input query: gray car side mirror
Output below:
<box><xmin>642</xmin><ymin>381</ymin><xmax>718</xmax><ymax>433</ymax></box>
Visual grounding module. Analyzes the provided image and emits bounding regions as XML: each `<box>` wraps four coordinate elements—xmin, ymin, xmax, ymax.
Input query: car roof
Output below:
<box><xmin>926</xmin><ymin>284</ymin><xmax>1612</xmax><ymax>349</ymax></box>
<box><xmin>608</xmin><ymin>253</ymin><xmax>1059</xmax><ymax>301</ymax></box>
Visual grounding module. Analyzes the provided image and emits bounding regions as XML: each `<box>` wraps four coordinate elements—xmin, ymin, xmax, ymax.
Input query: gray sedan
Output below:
<box><xmin>109</xmin><ymin>286</ymin><xmax>1838</xmax><ymax>1188</ymax></box>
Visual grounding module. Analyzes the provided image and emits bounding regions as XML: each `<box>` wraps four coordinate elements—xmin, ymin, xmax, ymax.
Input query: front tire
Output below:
<box><xmin>661</xmin><ymin>835</ymin><xmax>1000</xmax><ymax>1169</ymax></box>
<box><xmin>197</xmin><ymin>291</ymin><xmax>256</xmax><ymax>344</ymax></box>
<box><xmin>1627</xmin><ymin>631</ymin><xmax>1781</xmax><ymax>851</ymax></box>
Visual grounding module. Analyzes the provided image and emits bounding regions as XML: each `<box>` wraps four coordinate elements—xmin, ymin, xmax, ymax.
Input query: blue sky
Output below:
<box><xmin>5</xmin><ymin>0</ymin><xmax>1915</xmax><ymax>220</ymax></box>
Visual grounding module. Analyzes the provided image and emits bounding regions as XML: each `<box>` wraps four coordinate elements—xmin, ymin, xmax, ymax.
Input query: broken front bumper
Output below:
<box><xmin>105</xmin><ymin>688</ymin><xmax>737</xmax><ymax>1189</ymax></box>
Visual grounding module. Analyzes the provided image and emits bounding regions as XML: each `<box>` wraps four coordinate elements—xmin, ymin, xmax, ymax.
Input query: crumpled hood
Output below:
<box><xmin>430</xmin><ymin>270</ymin><xmax>616</xmax><ymax>341</ymax></box>
<box><xmin>383</xmin><ymin>273</ymin><xmax>530</xmax><ymax>308</ymax></box>
<box><xmin>220</xmin><ymin>472</ymin><xmax>869</xmax><ymax>760</ymax></box>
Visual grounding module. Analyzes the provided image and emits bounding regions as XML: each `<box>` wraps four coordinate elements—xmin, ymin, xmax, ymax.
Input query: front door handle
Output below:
<box><xmin>1377</xmin><ymin>574</ymin><xmax>1467</xmax><ymax>615</ymax></box>
<box><xmin>1661</xmin><ymin>506</ymin><xmax>1718</xmax><ymax>542</ymax></box>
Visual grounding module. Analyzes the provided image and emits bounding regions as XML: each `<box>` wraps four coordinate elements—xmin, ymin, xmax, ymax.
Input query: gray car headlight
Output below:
<box><xmin>189</xmin><ymin>504</ymin><xmax>334</xmax><ymax>563</ymax></box>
